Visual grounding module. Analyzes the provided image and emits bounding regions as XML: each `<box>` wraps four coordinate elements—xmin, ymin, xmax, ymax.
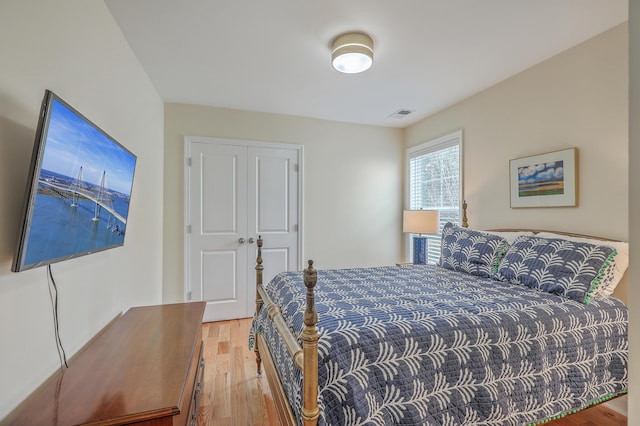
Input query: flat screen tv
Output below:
<box><xmin>12</xmin><ymin>90</ymin><xmax>137</xmax><ymax>272</ymax></box>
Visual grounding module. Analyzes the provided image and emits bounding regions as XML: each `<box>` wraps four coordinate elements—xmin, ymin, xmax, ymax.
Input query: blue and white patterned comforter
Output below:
<box><xmin>253</xmin><ymin>264</ymin><xmax>628</xmax><ymax>425</ymax></box>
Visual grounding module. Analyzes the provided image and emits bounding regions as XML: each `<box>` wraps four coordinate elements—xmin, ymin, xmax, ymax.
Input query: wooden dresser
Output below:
<box><xmin>3</xmin><ymin>302</ymin><xmax>206</xmax><ymax>426</ymax></box>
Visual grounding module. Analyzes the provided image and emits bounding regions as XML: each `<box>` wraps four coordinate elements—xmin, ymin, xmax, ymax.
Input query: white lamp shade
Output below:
<box><xmin>403</xmin><ymin>210</ymin><xmax>440</xmax><ymax>234</ymax></box>
<box><xmin>331</xmin><ymin>32</ymin><xmax>374</xmax><ymax>74</ymax></box>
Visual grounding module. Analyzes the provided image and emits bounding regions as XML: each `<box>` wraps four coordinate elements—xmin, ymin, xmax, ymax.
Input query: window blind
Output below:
<box><xmin>407</xmin><ymin>132</ymin><xmax>462</xmax><ymax>264</ymax></box>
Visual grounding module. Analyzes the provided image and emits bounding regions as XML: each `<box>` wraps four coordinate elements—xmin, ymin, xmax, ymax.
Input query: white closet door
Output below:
<box><xmin>186</xmin><ymin>138</ymin><xmax>301</xmax><ymax>322</ymax></box>
<box><xmin>188</xmin><ymin>142</ymin><xmax>249</xmax><ymax>322</ymax></box>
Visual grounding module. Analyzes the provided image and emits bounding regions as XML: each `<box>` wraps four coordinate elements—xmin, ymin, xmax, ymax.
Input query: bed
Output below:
<box><xmin>250</xmin><ymin>222</ymin><xmax>629</xmax><ymax>426</ymax></box>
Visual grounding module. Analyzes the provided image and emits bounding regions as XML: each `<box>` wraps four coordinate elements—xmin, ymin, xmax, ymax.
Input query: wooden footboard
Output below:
<box><xmin>254</xmin><ymin>236</ymin><xmax>320</xmax><ymax>426</ymax></box>
<box><xmin>257</xmin><ymin>333</ymin><xmax>297</xmax><ymax>426</ymax></box>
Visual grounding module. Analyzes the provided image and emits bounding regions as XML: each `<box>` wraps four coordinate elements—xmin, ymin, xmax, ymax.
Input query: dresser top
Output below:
<box><xmin>3</xmin><ymin>302</ymin><xmax>205</xmax><ymax>426</ymax></box>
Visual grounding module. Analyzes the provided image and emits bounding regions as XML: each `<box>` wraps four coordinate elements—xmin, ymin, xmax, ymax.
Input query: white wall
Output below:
<box><xmin>406</xmin><ymin>24</ymin><xmax>628</xmax><ymax>241</ymax></box>
<box><xmin>0</xmin><ymin>1</ymin><xmax>164</xmax><ymax>419</ymax></box>
<box><xmin>163</xmin><ymin>104</ymin><xmax>403</xmax><ymax>303</ymax></box>
<box><xmin>628</xmin><ymin>3</ymin><xmax>638</xmax><ymax>423</ymax></box>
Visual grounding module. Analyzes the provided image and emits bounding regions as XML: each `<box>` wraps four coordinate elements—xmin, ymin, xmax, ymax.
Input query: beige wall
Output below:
<box><xmin>406</xmin><ymin>23</ymin><xmax>628</xmax><ymax>241</ymax></box>
<box><xmin>163</xmin><ymin>104</ymin><xmax>403</xmax><ymax>303</ymax></box>
<box><xmin>406</xmin><ymin>21</ymin><xmax>631</xmax><ymax>417</ymax></box>
<box><xmin>628</xmin><ymin>2</ymin><xmax>638</xmax><ymax>423</ymax></box>
<box><xmin>0</xmin><ymin>1</ymin><xmax>164</xmax><ymax>418</ymax></box>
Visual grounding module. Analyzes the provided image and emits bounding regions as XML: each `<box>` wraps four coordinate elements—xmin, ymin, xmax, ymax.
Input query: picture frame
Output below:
<box><xmin>509</xmin><ymin>147</ymin><xmax>577</xmax><ymax>208</ymax></box>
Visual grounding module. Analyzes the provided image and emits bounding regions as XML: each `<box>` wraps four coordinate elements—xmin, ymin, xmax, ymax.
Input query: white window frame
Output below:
<box><xmin>405</xmin><ymin>130</ymin><xmax>464</xmax><ymax>263</ymax></box>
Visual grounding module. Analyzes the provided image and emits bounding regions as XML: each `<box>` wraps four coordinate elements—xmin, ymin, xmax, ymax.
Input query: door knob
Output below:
<box><xmin>239</xmin><ymin>238</ymin><xmax>246</xmax><ymax>244</ymax></box>
<box><xmin>248</xmin><ymin>237</ymin><xmax>255</xmax><ymax>244</ymax></box>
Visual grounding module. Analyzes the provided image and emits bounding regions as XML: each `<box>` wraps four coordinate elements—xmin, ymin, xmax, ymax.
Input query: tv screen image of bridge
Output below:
<box><xmin>39</xmin><ymin>166</ymin><xmax>127</xmax><ymax>234</ymax></box>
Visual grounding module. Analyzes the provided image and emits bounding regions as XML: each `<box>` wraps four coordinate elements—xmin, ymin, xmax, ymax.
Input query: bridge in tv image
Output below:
<box><xmin>38</xmin><ymin>167</ymin><xmax>128</xmax><ymax>235</ymax></box>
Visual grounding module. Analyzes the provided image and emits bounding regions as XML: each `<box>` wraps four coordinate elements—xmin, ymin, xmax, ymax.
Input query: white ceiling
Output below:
<box><xmin>105</xmin><ymin>0</ymin><xmax>627</xmax><ymax>128</ymax></box>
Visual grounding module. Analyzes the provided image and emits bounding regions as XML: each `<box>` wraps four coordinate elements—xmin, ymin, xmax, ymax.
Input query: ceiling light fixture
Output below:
<box><xmin>331</xmin><ymin>32</ymin><xmax>374</xmax><ymax>74</ymax></box>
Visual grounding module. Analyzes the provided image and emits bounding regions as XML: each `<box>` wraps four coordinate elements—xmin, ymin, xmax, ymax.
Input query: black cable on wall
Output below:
<box><xmin>47</xmin><ymin>265</ymin><xmax>68</xmax><ymax>369</ymax></box>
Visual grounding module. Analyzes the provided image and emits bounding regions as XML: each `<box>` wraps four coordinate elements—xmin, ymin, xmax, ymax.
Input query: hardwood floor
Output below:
<box><xmin>198</xmin><ymin>319</ymin><xmax>278</xmax><ymax>425</ymax></box>
<box><xmin>198</xmin><ymin>319</ymin><xmax>627</xmax><ymax>426</ymax></box>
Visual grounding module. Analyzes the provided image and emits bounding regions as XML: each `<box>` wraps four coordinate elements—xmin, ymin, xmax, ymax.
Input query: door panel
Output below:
<box><xmin>261</xmin><ymin>247</ymin><xmax>289</xmax><ymax>285</ymax></box>
<box><xmin>201</xmin><ymin>250</ymin><xmax>235</xmax><ymax>302</ymax></box>
<box><xmin>248</xmin><ymin>147</ymin><xmax>298</xmax><ymax>245</ymax></box>
<box><xmin>256</xmin><ymin>155</ymin><xmax>290</xmax><ymax>232</ymax></box>
<box><xmin>201</xmin><ymin>151</ymin><xmax>239</xmax><ymax>233</ymax></box>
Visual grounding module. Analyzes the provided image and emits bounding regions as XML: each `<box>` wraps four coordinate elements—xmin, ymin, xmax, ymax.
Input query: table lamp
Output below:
<box><xmin>403</xmin><ymin>210</ymin><xmax>440</xmax><ymax>264</ymax></box>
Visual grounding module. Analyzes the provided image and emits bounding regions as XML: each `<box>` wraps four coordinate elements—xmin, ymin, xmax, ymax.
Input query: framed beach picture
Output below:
<box><xmin>509</xmin><ymin>147</ymin><xmax>577</xmax><ymax>208</ymax></box>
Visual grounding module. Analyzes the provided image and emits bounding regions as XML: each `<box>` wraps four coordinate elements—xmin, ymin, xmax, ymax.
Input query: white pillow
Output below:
<box><xmin>482</xmin><ymin>230</ymin><xmax>535</xmax><ymax>245</ymax></box>
<box><xmin>535</xmin><ymin>232</ymin><xmax>628</xmax><ymax>297</ymax></box>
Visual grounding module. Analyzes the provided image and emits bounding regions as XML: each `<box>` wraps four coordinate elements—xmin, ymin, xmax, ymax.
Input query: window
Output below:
<box><xmin>406</xmin><ymin>131</ymin><xmax>463</xmax><ymax>264</ymax></box>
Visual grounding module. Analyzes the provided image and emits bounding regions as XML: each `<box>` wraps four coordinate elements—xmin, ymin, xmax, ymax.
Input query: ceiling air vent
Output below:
<box><xmin>388</xmin><ymin>109</ymin><xmax>415</xmax><ymax>119</ymax></box>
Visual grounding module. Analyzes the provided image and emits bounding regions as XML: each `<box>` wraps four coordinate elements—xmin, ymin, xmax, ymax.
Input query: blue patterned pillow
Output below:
<box><xmin>439</xmin><ymin>223</ymin><xmax>510</xmax><ymax>278</ymax></box>
<box><xmin>496</xmin><ymin>236</ymin><xmax>617</xmax><ymax>304</ymax></box>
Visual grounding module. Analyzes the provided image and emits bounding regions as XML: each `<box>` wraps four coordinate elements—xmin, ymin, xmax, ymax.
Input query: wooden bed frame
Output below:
<box><xmin>252</xmin><ymin>202</ymin><xmax>627</xmax><ymax>426</ymax></box>
<box><xmin>254</xmin><ymin>237</ymin><xmax>320</xmax><ymax>426</ymax></box>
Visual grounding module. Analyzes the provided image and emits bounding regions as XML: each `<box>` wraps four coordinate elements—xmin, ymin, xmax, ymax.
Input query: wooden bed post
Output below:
<box><xmin>462</xmin><ymin>200</ymin><xmax>469</xmax><ymax>228</ymax></box>
<box><xmin>301</xmin><ymin>260</ymin><xmax>320</xmax><ymax>426</ymax></box>
<box><xmin>255</xmin><ymin>235</ymin><xmax>264</xmax><ymax>376</ymax></box>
